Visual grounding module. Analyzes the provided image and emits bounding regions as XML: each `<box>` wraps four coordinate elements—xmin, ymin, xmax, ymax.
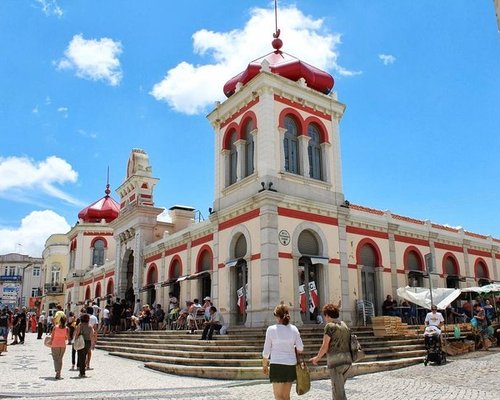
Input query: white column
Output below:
<box><xmin>298</xmin><ymin>135</ymin><xmax>310</xmax><ymax>177</ymax></box>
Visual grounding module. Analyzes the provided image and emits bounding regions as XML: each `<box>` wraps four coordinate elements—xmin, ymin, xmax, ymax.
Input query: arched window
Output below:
<box><xmin>244</xmin><ymin>120</ymin><xmax>254</xmax><ymax>177</ymax></box>
<box><xmin>106</xmin><ymin>279</ymin><xmax>114</xmax><ymax>296</ymax></box>
<box><xmin>92</xmin><ymin>239</ymin><xmax>105</xmax><ymax>266</ymax></box>
<box><xmin>229</xmin><ymin>130</ymin><xmax>238</xmax><ymax>185</ymax></box>
<box><xmin>475</xmin><ymin>260</ymin><xmax>489</xmax><ymax>286</ymax></box>
<box><xmin>85</xmin><ymin>286</ymin><xmax>91</xmax><ymax>300</ymax></box>
<box><xmin>360</xmin><ymin>244</ymin><xmax>378</xmax><ymax>267</ymax></box>
<box><xmin>298</xmin><ymin>230</ymin><xmax>319</xmax><ymax>256</ymax></box>
<box><xmin>405</xmin><ymin>248</ymin><xmax>423</xmax><ymax>287</ymax></box>
<box><xmin>234</xmin><ymin>235</ymin><xmax>247</xmax><ymax>259</ymax></box>
<box><xmin>307</xmin><ymin>124</ymin><xmax>322</xmax><ymax>180</ymax></box>
<box><xmin>284</xmin><ymin>116</ymin><xmax>299</xmax><ymax>174</ymax></box>
<box><xmin>147</xmin><ymin>264</ymin><xmax>158</xmax><ymax>285</ymax></box>
<box><xmin>95</xmin><ymin>283</ymin><xmax>102</xmax><ymax>299</ymax></box>
<box><xmin>198</xmin><ymin>249</ymin><xmax>212</xmax><ymax>272</ymax></box>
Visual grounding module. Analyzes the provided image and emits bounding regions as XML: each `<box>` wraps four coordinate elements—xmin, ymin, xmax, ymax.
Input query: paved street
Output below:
<box><xmin>1</xmin><ymin>332</ymin><xmax>500</xmax><ymax>400</ymax></box>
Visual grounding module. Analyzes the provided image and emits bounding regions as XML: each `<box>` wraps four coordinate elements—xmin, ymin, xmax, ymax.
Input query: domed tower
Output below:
<box><xmin>207</xmin><ymin>25</ymin><xmax>348</xmax><ymax>327</ymax></box>
<box><xmin>208</xmin><ymin>30</ymin><xmax>346</xmax><ymax>212</ymax></box>
<box><xmin>78</xmin><ymin>184</ymin><xmax>120</xmax><ymax>223</ymax></box>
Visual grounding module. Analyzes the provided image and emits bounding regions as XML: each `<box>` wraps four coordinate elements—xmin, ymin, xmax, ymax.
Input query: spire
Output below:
<box><xmin>105</xmin><ymin>166</ymin><xmax>111</xmax><ymax>196</ymax></box>
<box><xmin>272</xmin><ymin>0</ymin><xmax>283</xmax><ymax>52</ymax></box>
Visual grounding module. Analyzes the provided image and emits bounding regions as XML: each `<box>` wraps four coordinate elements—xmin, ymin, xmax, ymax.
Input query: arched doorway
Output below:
<box><xmin>444</xmin><ymin>254</ymin><xmax>460</xmax><ymax>288</ymax></box>
<box><xmin>146</xmin><ymin>264</ymin><xmax>158</xmax><ymax>306</ymax></box>
<box><xmin>297</xmin><ymin>230</ymin><xmax>322</xmax><ymax>324</ymax></box>
<box><xmin>357</xmin><ymin>240</ymin><xmax>381</xmax><ymax>313</ymax></box>
<box><xmin>196</xmin><ymin>247</ymin><xmax>212</xmax><ymax>300</ymax></box>
<box><xmin>231</xmin><ymin>234</ymin><xmax>248</xmax><ymax>325</ymax></box>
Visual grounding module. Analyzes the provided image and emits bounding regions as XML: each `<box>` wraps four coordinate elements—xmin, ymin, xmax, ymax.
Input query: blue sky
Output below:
<box><xmin>1</xmin><ymin>1</ymin><xmax>499</xmax><ymax>257</ymax></box>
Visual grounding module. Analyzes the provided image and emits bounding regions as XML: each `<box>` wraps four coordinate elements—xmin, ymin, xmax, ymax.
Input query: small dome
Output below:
<box><xmin>223</xmin><ymin>48</ymin><xmax>334</xmax><ymax>97</ymax></box>
<box><xmin>78</xmin><ymin>184</ymin><xmax>120</xmax><ymax>223</ymax></box>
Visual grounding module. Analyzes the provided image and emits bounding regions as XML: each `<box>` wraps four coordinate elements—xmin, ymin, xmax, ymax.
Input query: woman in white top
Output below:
<box><xmin>262</xmin><ymin>304</ymin><xmax>304</xmax><ymax>400</ymax></box>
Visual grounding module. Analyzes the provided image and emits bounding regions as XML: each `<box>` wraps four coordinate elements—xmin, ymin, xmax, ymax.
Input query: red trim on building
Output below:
<box><xmin>278</xmin><ymin>108</ymin><xmax>305</xmax><ymax>134</ymax></box>
<box><xmin>277</xmin><ymin>207</ymin><xmax>338</xmax><ymax>226</ymax></box>
<box><xmin>468</xmin><ymin>249</ymin><xmax>491</xmax><ymax>257</ymax></box>
<box><xmin>220</xmin><ymin>97</ymin><xmax>260</xmax><ymax>129</ymax></box>
<box><xmin>83</xmin><ymin>232</ymin><xmax>113</xmax><ymax>236</ymax></box>
<box><xmin>141</xmin><ymin>194</ymin><xmax>152</xmax><ymax>199</ymax></box>
<box><xmin>145</xmin><ymin>253</ymin><xmax>162</xmax><ymax>263</ymax></box>
<box><xmin>496</xmin><ymin>254</ymin><xmax>500</xmax><ymax>260</ymax></box>
<box><xmin>434</xmin><ymin>242</ymin><xmax>463</xmax><ymax>253</ymax></box>
<box><xmin>240</xmin><ymin>111</ymin><xmax>258</xmax><ymax>140</ymax></box>
<box><xmin>250</xmin><ymin>253</ymin><xmax>261</xmax><ymax>261</ymax></box>
<box><xmin>279</xmin><ymin>252</ymin><xmax>293</xmax><ymax>259</ymax></box>
<box><xmin>218</xmin><ymin>263</ymin><xmax>225</xmax><ymax>269</ymax></box>
<box><xmin>347</xmin><ymin>226</ymin><xmax>388</xmax><ymax>239</ymax></box>
<box><xmin>218</xmin><ymin>209</ymin><xmax>260</xmax><ymax>231</ymax></box>
<box><xmin>348</xmin><ymin>264</ymin><xmax>357</xmax><ymax>269</ymax></box>
<box><xmin>120</xmin><ymin>201</ymin><xmax>126</xmax><ymax>209</ymax></box>
<box><xmin>165</xmin><ymin>243</ymin><xmax>188</xmax><ymax>256</ymax></box>
<box><xmin>403</xmin><ymin>246</ymin><xmax>425</xmax><ymax>271</ymax></box>
<box><xmin>222</xmin><ymin>122</ymin><xmax>240</xmax><ymax>150</ymax></box>
<box><xmin>141</xmin><ymin>183</ymin><xmax>148</xmax><ymax>189</ymax></box>
<box><xmin>441</xmin><ymin>252</ymin><xmax>460</xmax><ymax>276</ymax></box>
<box><xmin>82</xmin><ymin>279</ymin><xmax>93</xmax><ymax>286</ymax></box>
<box><xmin>303</xmin><ymin>116</ymin><xmax>330</xmax><ymax>143</ymax></box>
<box><xmin>397</xmin><ymin>269</ymin><xmax>406</xmax><ymax>274</ymax></box>
<box><xmin>105</xmin><ymin>271</ymin><xmax>114</xmax><ymax>278</ymax></box>
<box><xmin>394</xmin><ymin>235</ymin><xmax>429</xmax><ymax>247</ymax></box>
<box><xmin>274</xmin><ymin>95</ymin><xmax>332</xmax><ymax>121</ymax></box>
<box><xmin>66</xmin><ymin>283</ymin><xmax>74</xmax><ymax>289</ymax></box>
<box><xmin>349</xmin><ymin>204</ymin><xmax>385</xmax><ymax>216</ymax></box>
<box><xmin>129</xmin><ymin>194</ymin><xmax>136</xmax><ymax>202</ymax></box>
<box><xmin>90</xmin><ymin>236</ymin><xmax>108</xmax><ymax>248</ymax></box>
<box><xmin>383</xmin><ymin>268</ymin><xmax>392</xmax><ymax>273</ymax></box>
<box><xmin>355</xmin><ymin>238</ymin><xmax>383</xmax><ymax>267</ymax></box>
<box><xmin>192</xmin><ymin>234</ymin><xmax>214</xmax><ymax>248</ymax></box>
<box><xmin>329</xmin><ymin>258</ymin><xmax>341</xmax><ymax>264</ymax></box>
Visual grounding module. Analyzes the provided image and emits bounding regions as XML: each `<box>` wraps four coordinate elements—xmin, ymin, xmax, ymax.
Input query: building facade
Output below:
<box><xmin>53</xmin><ymin>35</ymin><xmax>500</xmax><ymax>326</ymax></box>
<box><xmin>0</xmin><ymin>253</ymin><xmax>43</xmax><ymax>311</ymax></box>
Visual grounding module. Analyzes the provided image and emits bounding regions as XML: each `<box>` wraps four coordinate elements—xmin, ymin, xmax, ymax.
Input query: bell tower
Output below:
<box><xmin>208</xmin><ymin>32</ymin><xmax>346</xmax><ymax>213</ymax></box>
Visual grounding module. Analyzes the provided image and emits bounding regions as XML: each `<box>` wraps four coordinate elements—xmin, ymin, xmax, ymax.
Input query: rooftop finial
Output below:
<box><xmin>272</xmin><ymin>0</ymin><xmax>283</xmax><ymax>52</ymax></box>
<box><xmin>105</xmin><ymin>166</ymin><xmax>111</xmax><ymax>196</ymax></box>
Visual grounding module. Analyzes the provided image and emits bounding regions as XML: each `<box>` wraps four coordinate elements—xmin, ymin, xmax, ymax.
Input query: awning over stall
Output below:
<box><xmin>396</xmin><ymin>286</ymin><xmax>461</xmax><ymax>310</ymax></box>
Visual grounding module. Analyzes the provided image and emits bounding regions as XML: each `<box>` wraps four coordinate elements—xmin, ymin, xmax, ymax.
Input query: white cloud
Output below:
<box><xmin>0</xmin><ymin>210</ymin><xmax>70</xmax><ymax>257</ymax></box>
<box><xmin>150</xmin><ymin>5</ymin><xmax>359</xmax><ymax>115</ymax></box>
<box><xmin>0</xmin><ymin>156</ymin><xmax>83</xmax><ymax>206</ymax></box>
<box><xmin>35</xmin><ymin>0</ymin><xmax>63</xmax><ymax>18</ymax></box>
<box><xmin>57</xmin><ymin>106</ymin><xmax>68</xmax><ymax>118</ymax></box>
<box><xmin>32</xmin><ymin>106</ymin><xmax>39</xmax><ymax>114</ymax></box>
<box><xmin>379</xmin><ymin>54</ymin><xmax>396</xmax><ymax>65</ymax></box>
<box><xmin>45</xmin><ymin>96</ymin><xmax>51</xmax><ymax>105</ymax></box>
<box><xmin>56</xmin><ymin>34</ymin><xmax>123</xmax><ymax>86</ymax></box>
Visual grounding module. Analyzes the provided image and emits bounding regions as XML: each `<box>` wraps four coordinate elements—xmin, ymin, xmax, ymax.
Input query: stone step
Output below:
<box><xmin>139</xmin><ymin>356</ymin><xmax>423</xmax><ymax>380</ymax></box>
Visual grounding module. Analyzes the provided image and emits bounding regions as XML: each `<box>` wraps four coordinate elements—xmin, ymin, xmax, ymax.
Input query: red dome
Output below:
<box><xmin>223</xmin><ymin>50</ymin><xmax>334</xmax><ymax>97</ymax></box>
<box><xmin>78</xmin><ymin>185</ymin><xmax>120</xmax><ymax>223</ymax></box>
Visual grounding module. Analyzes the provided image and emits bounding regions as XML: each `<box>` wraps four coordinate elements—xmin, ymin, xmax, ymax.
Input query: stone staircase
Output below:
<box><xmin>96</xmin><ymin>325</ymin><xmax>430</xmax><ymax>380</ymax></box>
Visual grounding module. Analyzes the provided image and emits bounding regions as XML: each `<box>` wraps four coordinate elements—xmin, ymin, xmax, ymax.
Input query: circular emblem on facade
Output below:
<box><xmin>279</xmin><ymin>230</ymin><xmax>291</xmax><ymax>246</ymax></box>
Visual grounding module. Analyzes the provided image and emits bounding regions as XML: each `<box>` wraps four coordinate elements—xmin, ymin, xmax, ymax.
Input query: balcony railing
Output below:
<box><xmin>44</xmin><ymin>283</ymin><xmax>64</xmax><ymax>294</ymax></box>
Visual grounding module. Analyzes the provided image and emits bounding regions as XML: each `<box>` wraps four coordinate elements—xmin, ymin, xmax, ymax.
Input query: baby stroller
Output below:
<box><xmin>423</xmin><ymin>330</ymin><xmax>446</xmax><ymax>366</ymax></box>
